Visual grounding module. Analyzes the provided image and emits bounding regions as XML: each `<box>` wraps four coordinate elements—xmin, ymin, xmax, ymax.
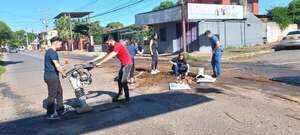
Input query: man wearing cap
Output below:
<box><xmin>90</xmin><ymin>35</ymin><xmax>132</xmax><ymax>103</ymax></box>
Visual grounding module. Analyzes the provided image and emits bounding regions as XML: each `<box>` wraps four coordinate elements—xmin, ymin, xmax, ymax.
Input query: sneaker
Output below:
<box><xmin>114</xmin><ymin>94</ymin><xmax>125</xmax><ymax>102</ymax></box>
<box><xmin>57</xmin><ymin>105</ymin><xmax>73</xmax><ymax>116</ymax></box>
<box><xmin>47</xmin><ymin>112</ymin><xmax>60</xmax><ymax>120</ymax></box>
<box><xmin>150</xmin><ymin>70</ymin><xmax>156</xmax><ymax>75</ymax></box>
<box><xmin>212</xmin><ymin>74</ymin><xmax>218</xmax><ymax>78</ymax></box>
<box><xmin>155</xmin><ymin>69</ymin><xmax>160</xmax><ymax>73</ymax></box>
<box><xmin>121</xmin><ymin>99</ymin><xmax>130</xmax><ymax>105</ymax></box>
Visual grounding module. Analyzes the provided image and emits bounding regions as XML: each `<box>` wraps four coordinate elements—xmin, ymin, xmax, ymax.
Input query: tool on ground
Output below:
<box><xmin>195</xmin><ymin>67</ymin><xmax>216</xmax><ymax>83</ymax></box>
<box><xmin>65</xmin><ymin>63</ymin><xmax>95</xmax><ymax>113</ymax></box>
<box><xmin>169</xmin><ymin>82</ymin><xmax>191</xmax><ymax>90</ymax></box>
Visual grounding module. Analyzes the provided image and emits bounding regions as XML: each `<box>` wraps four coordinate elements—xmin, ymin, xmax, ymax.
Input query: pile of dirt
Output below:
<box><xmin>135</xmin><ymin>68</ymin><xmax>174</xmax><ymax>88</ymax></box>
<box><xmin>104</xmin><ymin>59</ymin><xmax>198</xmax><ymax>92</ymax></box>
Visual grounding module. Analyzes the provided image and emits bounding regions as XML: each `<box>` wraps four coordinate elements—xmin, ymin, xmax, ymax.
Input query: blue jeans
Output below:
<box><xmin>211</xmin><ymin>49</ymin><xmax>223</xmax><ymax>77</ymax></box>
<box><xmin>172</xmin><ymin>64</ymin><xmax>187</xmax><ymax>76</ymax></box>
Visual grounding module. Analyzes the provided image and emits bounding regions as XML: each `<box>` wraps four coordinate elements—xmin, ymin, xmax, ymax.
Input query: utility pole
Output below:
<box><xmin>41</xmin><ymin>16</ymin><xmax>49</xmax><ymax>47</ymax></box>
<box><xmin>25</xmin><ymin>30</ymin><xmax>29</xmax><ymax>47</ymax></box>
<box><xmin>293</xmin><ymin>3</ymin><xmax>296</xmax><ymax>23</ymax></box>
<box><xmin>68</xmin><ymin>14</ymin><xmax>74</xmax><ymax>51</ymax></box>
<box><xmin>181</xmin><ymin>0</ymin><xmax>187</xmax><ymax>56</ymax></box>
<box><xmin>240</xmin><ymin>0</ymin><xmax>247</xmax><ymax>47</ymax></box>
<box><xmin>40</xmin><ymin>9</ymin><xmax>50</xmax><ymax>49</ymax></box>
<box><xmin>239</xmin><ymin>0</ymin><xmax>248</xmax><ymax>17</ymax></box>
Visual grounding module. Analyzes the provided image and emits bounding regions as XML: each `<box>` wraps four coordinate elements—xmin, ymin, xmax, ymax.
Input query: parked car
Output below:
<box><xmin>1</xmin><ymin>48</ymin><xmax>7</xmax><ymax>52</ymax></box>
<box><xmin>19</xmin><ymin>46</ymin><xmax>26</xmax><ymax>51</ymax></box>
<box><xmin>274</xmin><ymin>30</ymin><xmax>300</xmax><ymax>51</ymax></box>
<box><xmin>8</xmin><ymin>47</ymin><xmax>19</xmax><ymax>53</ymax></box>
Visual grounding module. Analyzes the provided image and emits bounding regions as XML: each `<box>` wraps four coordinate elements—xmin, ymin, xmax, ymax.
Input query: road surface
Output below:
<box><xmin>227</xmin><ymin>50</ymin><xmax>300</xmax><ymax>98</ymax></box>
<box><xmin>0</xmin><ymin>52</ymin><xmax>299</xmax><ymax>135</ymax></box>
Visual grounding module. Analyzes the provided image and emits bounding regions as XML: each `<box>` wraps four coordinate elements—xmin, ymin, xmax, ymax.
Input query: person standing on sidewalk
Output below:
<box><xmin>205</xmin><ymin>30</ymin><xmax>224</xmax><ymax>78</ymax></box>
<box><xmin>127</xmin><ymin>38</ymin><xmax>143</xmax><ymax>84</ymax></box>
<box><xmin>89</xmin><ymin>34</ymin><xmax>132</xmax><ymax>103</ymax></box>
<box><xmin>44</xmin><ymin>37</ymin><xmax>67</xmax><ymax>120</ymax></box>
<box><xmin>149</xmin><ymin>33</ymin><xmax>160</xmax><ymax>74</ymax></box>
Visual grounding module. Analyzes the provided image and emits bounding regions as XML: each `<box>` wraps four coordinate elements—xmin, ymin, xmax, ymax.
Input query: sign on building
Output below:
<box><xmin>187</xmin><ymin>3</ymin><xmax>244</xmax><ymax>20</ymax></box>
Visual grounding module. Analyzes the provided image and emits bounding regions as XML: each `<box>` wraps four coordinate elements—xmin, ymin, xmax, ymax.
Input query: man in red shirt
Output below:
<box><xmin>90</xmin><ymin>35</ymin><xmax>132</xmax><ymax>103</ymax></box>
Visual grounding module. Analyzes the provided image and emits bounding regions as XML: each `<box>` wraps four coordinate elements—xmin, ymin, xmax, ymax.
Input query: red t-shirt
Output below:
<box><xmin>109</xmin><ymin>42</ymin><xmax>132</xmax><ymax>65</ymax></box>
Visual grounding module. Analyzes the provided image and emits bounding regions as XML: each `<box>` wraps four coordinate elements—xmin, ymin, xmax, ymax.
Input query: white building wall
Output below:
<box><xmin>265</xmin><ymin>22</ymin><xmax>298</xmax><ymax>43</ymax></box>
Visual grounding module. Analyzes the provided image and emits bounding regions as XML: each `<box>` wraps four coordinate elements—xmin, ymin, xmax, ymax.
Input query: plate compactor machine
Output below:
<box><xmin>43</xmin><ymin>63</ymin><xmax>96</xmax><ymax>114</ymax></box>
<box><xmin>65</xmin><ymin>63</ymin><xmax>95</xmax><ymax>113</ymax></box>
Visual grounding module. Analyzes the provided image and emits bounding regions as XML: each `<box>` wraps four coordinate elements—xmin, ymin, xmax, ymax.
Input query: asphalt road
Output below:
<box><xmin>225</xmin><ymin>50</ymin><xmax>300</xmax><ymax>97</ymax></box>
<box><xmin>0</xmin><ymin>52</ymin><xmax>299</xmax><ymax>135</ymax></box>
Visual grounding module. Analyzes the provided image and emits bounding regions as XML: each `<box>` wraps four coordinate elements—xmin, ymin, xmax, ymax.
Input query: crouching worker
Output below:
<box><xmin>170</xmin><ymin>52</ymin><xmax>189</xmax><ymax>80</ymax></box>
<box><xmin>89</xmin><ymin>34</ymin><xmax>132</xmax><ymax>103</ymax></box>
<box><xmin>44</xmin><ymin>37</ymin><xmax>67</xmax><ymax>120</ymax></box>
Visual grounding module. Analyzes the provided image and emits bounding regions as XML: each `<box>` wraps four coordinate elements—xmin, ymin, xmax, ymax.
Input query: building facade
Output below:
<box><xmin>135</xmin><ymin>2</ymin><xmax>265</xmax><ymax>53</ymax></box>
<box><xmin>187</xmin><ymin>0</ymin><xmax>259</xmax><ymax>15</ymax></box>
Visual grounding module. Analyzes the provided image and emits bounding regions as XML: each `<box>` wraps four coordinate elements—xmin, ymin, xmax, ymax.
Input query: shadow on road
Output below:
<box><xmin>0</xmin><ymin>82</ymin><xmax>20</xmax><ymax>99</ymax></box>
<box><xmin>273</xmin><ymin>44</ymin><xmax>300</xmax><ymax>51</ymax></box>
<box><xmin>271</xmin><ymin>76</ymin><xmax>300</xmax><ymax>87</ymax></box>
<box><xmin>0</xmin><ymin>91</ymin><xmax>213</xmax><ymax>135</ymax></box>
<box><xmin>1</xmin><ymin>61</ymin><xmax>23</xmax><ymax>66</ymax></box>
<box><xmin>195</xmin><ymin>88</ymin><xmax>223</xmax><ymax>94</ymax></box>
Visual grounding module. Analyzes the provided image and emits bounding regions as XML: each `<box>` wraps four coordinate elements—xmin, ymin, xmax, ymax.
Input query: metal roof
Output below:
<box><xmin>54</xmin><ymin>12</ymin><xmax>93</xmax><ymax>19</ymax></box>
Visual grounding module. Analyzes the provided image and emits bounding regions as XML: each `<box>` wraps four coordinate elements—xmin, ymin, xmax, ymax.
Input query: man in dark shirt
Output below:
<box><xmin>205</xmin><ymin>30</ymin><xmax>224</xmax><ymax>78</ymax></box>
<box><xmin>44</xmin><ymin>37</ymin><xmax>66</xmax><ymax>120</ymax></box>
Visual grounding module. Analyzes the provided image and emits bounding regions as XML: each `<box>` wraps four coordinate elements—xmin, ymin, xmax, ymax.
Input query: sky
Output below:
<box><xmin>0</xmin><ymin>0</ymin><xmax>293</xmax><ymax>33</ymax></box>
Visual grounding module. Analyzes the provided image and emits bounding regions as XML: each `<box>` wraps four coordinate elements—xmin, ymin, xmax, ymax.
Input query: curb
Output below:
<box><xmin>223</xmin><ymin>49</ymin><xmax>274</xmax><ymax>60</ymax></box>
<box><xmin>59</xmin><ymin>51</ymin><xmax>106</xmax><ymax>57</ymax></box>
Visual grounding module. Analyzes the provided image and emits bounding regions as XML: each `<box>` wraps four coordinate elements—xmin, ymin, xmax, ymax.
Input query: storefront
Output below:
<box><xmin>135</xmin><ymin>3</ymin><xmax>265</xmax><ymax>53</ymax></box>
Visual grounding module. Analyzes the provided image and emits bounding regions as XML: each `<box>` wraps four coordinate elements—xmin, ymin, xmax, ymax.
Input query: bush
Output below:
<box><xmin>0</xmin><ymin>55</ymin><xmax>5</xmax><ymax>75</ymax></box>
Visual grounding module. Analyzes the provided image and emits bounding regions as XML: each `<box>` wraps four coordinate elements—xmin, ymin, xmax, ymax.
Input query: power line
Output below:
<box><xmin>97</xmin><ymin>0</ymin><xmax>161</xmax><ymax>25</ymax></box>
<box><xmin>74</xmin><ymin>0</ymin><xmax>101</xmax><ymax>11</ymax></box>
<box><xmin>91</xmin><ymin>0</ymin><xmax>146</xmax><ymax>18</ymax></box>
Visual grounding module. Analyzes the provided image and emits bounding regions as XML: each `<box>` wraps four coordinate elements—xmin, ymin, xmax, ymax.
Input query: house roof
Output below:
<box><xmin>256</xmin><ymin>15</ymin><xmax>269</xmax><ymax>18</ymax></box>
<box><xmin>135</xmin><ymin>6</ymin><xmax>181</xmax><ymax>25</ymax></box>
<box><xmin>54</xmin><ymin>12</ymin><xmax>93</xmax><ymax>19</ymax></box>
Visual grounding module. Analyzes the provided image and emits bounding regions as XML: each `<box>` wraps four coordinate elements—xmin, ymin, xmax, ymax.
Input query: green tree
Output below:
<box><xmin>152</xmin><ymin>0</ymin><xmax>176</xmax><ymax>11</ymax></box>
<box><xmin>128</xmin><ymin>24</ymin><xmax>153</xmax><ymax>41</ymax></box>
<box><xmin>0</xmin><ymin>21</ymin><xmax>13</xmax><ymax>47</ymax></box>
<box><xmin>10</xmin><ymin>30</ymin><xmax>26</xmax><ymax>47</ymax></box>
<box><xmin>73</xmin><ymin>22</ymin><xmax>89</xmax><ymax>38</ymax></box>
<box><xmin>267</xmin><ymin>7</ymin><xmax>292</xmax><ymax>29</ymax></box>
<box><xmin>54</xmin><ymin>15</ymin><xmax>72</xmax><ymax>40</ymax></box>
<box><xmin>27</xmin><ymin>32</ymin><xmax>36</xmax><ymax>43</ymax></box>
<box><xmin>288</xmin><ymin>0</ymin><xmax>300</xmax><ymax>24</ymax></box>
<box><xmin>89</xmin><ymin>21</ymin><xmax>103</xmax><ymax>44</ymax></box>
<box><xmin>106</xmin><ymin>22</ymin><xmax>124</xmax><ymax>29</ymax></box>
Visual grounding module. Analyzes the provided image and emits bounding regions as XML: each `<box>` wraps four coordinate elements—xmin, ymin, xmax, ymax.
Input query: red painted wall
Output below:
<box><xmin>252</xmin><ymin>0</ymin><xmax>259</xmax><ymax>15</ymax></box>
